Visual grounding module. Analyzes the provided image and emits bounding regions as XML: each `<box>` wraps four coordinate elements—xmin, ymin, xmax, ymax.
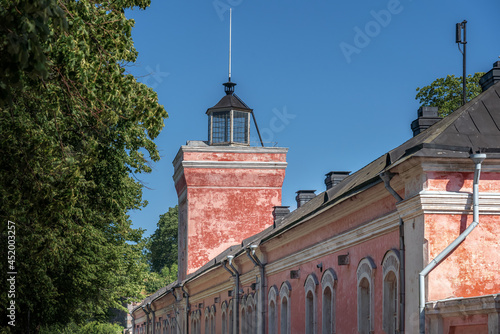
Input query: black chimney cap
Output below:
<box><xmin>479</xmin><ymin>61</ymin><xmax>500</xmax><ymax>92</ymax></box>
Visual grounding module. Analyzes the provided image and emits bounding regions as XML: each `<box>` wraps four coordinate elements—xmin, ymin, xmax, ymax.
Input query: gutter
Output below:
<box><xmin>379</xmin><ymin>171</ymin><xmax>405</xmax><ymax>333</ymax></box>
<box><xmin>246</xmin><ymin>245</ymin><xmax>266</xmax><ymax>334</ymax></box>
<box><xmin>419</xmin><ymin>153</ymin><xmax>486</xmax><ymax>334</ymax></box>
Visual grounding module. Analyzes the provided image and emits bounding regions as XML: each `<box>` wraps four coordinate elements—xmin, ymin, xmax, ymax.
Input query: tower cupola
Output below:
<box><xmin>206</xmin><ymin>81</ymin><xmax>252</xmax><ymax>146</ymax></box>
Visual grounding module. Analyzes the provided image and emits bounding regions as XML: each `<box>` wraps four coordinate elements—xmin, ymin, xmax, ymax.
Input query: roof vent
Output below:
<box><xmin>295</xmin><ymin>190</ymin><xmax>316</xmax><ymax>208</ymax></box>
<box><xmin>479</xmin><ymin>61</ymin><xmax>500</xmax><ymax>92</ymax></box>
<box><xmin>410</xmin><ymin>106</ymin><xmax>442</xmax><ymax>137</ymax></box>
<box><xmin>272</xmin><ymin>206</ymin><xmax>290</xmax><ymax>226</ymax></box>
<box><xmin>325</xmin><ymin>171</ymin><xmax>351</xmax><ymax>190</ymax></box>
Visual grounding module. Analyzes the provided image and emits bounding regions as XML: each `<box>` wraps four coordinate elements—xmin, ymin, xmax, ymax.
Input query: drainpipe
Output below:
<box><xmin>181</xmin><ymin>285</ymin><xmax>190</xmax><ymax>334</ymax></box>
<box><xmin>147</xmin><ymin>303</ymin><xmax>155</xmax><ymax>334</ymax></box>
<box><xmin>379</xmin><ymin>171</ymin><xmax>405</xmax><ymax>333</ymax></box>
<box><xmin>418</xmin><ymin>153</ymin><xmax>486</xmax><ymax>334</ymax></box>
<box><xmin>224</xmin><ymin>255</ymin><xmax>240</xmax><ymax>334</ymax></box>
<box><xmin>246</xmin><ymin>245</ymin><xmax>266</xmax><ymax>334</ymax></box>
<box><xmin>142</xmin><ymin>304</ymin><xmax>150</xmax><ymax>334</ymax></box>
<box><xmin>130</xmin><ymin>312</ymin><xmax>136</xmax><ymax>334</ymax></box>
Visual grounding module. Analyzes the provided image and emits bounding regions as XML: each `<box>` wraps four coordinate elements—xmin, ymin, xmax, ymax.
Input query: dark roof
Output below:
<box><xmin>133</xmin><ymin>80</ymin><xmax>500</xmax><ymax>314</ymax></box>
<box><xmin>206</xmin><ymin>93</ymin><xmax>252</xmax><ymax>114</ymax></box>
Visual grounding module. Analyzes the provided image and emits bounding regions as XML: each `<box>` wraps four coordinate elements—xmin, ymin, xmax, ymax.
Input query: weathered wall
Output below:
<box><xmin>425</xmin><ymin>171</ymin><xmax>500</xmax><ymax>301</ymax></box>
<box><xmin>173</xmin><ymin>145</ymin><xmax>287</xmax><ymax>277</ymax></box>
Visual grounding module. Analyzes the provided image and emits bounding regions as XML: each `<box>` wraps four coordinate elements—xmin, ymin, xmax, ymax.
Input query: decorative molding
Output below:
<box><xmin>304</xmin><ymin>273</ymin><xmax>319</xmax><ymax>292</ymax></box>
<box><xmin>266</xmin><ymin>212</ymin><xmax>399</xmax><ymax>276</ymax></box>
<box><xmin>181</xmin><ymin>160</ymin><xmax>288</xmax><ymax>170</ymax></box>
<box><xmin>425</xmin><ymin>294</ymin><xmax>500</xmax><ymax>317</ymax></box>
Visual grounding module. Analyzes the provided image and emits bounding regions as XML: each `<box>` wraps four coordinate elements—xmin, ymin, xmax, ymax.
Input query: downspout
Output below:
<box><xmin>148</xmin><ymin>303</ymin><xmax>155</xmax><ymax>334</ymax></box>
<box><xmin>246</xmin><ymin>245</ymin><xmax>266</xmax><ymax>334</ymax></box>
<box><xmin>379</xmin><ymin>171</ymin><xmax>405</xmax><ymax>334</ymax></box>
<box><xmin>418</xmin><ymin>153</ymin><xmax>486</xmax><ymax>334</ymax></box>
<box><xmin>225</xmin><ymin>255</ymin><xmax>240</xmax><ymax>334</ymax></box>
<box><xmin>181</xmin><ymin>285</ymin><xmax>190</xmax><ymax>334</ymax></box>
<box><xmin>141</xmin><ymin>304</ymin><xmax>150</xmax><ymax>334</ymax></box>
<box><xmin>130</xmin><ymin>311</ymin><xmax>136</xmax><ymax>334</ymax></box>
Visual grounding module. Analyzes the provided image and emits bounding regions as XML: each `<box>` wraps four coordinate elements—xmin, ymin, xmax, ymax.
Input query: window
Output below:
<box><xmin>279</xmin><ymin>281</ymin><xmax>292</xmax><ymax>334</ymax></box>
<box><xmin>321</xmin><ymin>269</ymin><xmax>337</xmax><ymax>334</ymax></box>
<box><xmin>228</xmin><ymin>300</ymin><xmax>234</xmax><ymax>334</ymax></box>
<box><xmin>268</xmin><ymin>285</ymin><xmax>278</xmax><ymax>334</ymax></box>
<box><xmin>233</xmin><ymin>111</ymin><xmax>249</xmax><ymax>143</ymax></box>
<box><xmin>204</xmin><ymin>308</ymin><xmax>210</xmax><ymax>334</ymax></box>
<box><xmin>221</xmin><ymin>302</ymin><xmax>228</xmax><ymax>334</ymax></box>
<box><xmin>382</xmin><ymin>250</ymin><xmax>400</xmax><ymax>334</ymax></box>
<box><xmin>357</xmin><ymin>257</ymin><xmax>376</xmax><ymax>334</ymax></box>
<box><xmin>210</xmin><ymin>305</ymin><xmax>216</xmax><ymax>334</ymax></box>
<box><xmin>304</xmin><ymin>274</ymin><xmax>319</xmax><ymax>334</ymax></box>
<box><xmin>246</xmin><ymin>294</ymin><xmax>255</xmax><ymax>334</ymax></box>
<box><xmin>212</xmin><ymin>111</ymin><xmax>230</xmax><ymax>143</ymax></box>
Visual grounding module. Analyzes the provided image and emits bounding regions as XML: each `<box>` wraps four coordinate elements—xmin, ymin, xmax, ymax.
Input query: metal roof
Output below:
<box><xmin>206</xmin><ymin>93</ymin><xmax>252</xmax><ymax>114</ymax></box>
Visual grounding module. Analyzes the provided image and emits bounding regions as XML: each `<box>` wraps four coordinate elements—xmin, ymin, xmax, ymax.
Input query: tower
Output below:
<box><xmin>173</xmin><ymin>81</ymin><xmax>288</xmax><ymax>279</ymax></box>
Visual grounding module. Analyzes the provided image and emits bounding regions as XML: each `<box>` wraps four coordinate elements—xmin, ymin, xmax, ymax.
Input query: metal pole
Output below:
<box><xmin>462</xmin><ymin>20</ymin><xmax>467</xmax><ymax>106</ymax></box>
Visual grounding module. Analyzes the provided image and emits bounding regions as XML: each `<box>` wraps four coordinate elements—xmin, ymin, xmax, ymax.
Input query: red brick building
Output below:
<box><xmin>129</xmin><ymin>63</ymin><xmax>500</xmax><ymax>334</ymax></box>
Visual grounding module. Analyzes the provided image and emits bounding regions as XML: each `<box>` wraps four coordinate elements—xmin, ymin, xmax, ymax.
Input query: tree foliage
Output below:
<box><xmin>141</xmin><ymin>206</ymin><xmax>179</xmax><ymax>295</ymax></box>
<box><xmin>0</xmin><ymin>0</ymin><xmax>167</xmax><ymax>332</ymax></box>
<box><xmin>148</xmin><ymin>206</ymin><xmax>178</xmax><ymax>273</ymax></box>
<box><xmin>415</xmin><ymin>73</ymin><xmax>484</xmax><ymax>117</ymax></box>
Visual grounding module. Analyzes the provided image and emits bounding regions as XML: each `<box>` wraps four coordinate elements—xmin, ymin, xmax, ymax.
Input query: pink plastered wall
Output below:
<box><xmin>176</xmin><ymin>150</ymin><xmax>287</xmax><ymax>276</ymax></box>
<box><xmin>425</xmin><ymin>171</ymin><xmax>500</xmax><ymax>300</ymax></box>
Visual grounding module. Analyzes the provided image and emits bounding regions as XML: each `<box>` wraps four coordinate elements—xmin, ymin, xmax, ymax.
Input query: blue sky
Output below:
<box><xmin>125</xmin><ymin>0</ymin><xmax>500</xmax><ymax>237</ymax></box>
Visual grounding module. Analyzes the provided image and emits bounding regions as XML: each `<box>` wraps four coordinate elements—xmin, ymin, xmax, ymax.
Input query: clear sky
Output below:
<box><xmin>125</xmin><ymin>0</ymin><xmax>500</xmax><ymax>237</ymax></box>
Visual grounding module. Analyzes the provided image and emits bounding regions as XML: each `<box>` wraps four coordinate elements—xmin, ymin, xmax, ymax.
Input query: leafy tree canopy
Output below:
<box><xmin>0</xmin><ymin>0</ymin><xmax>167</xmax><ymax>332</ymax></box>
<box><xmin>415</xmin><ymin>72</ymin><xmax>484</xmax><ymax>117</ymax></box>
<box><xmin>148</xmin><ymin>206</ymin><xmax>178</xmax><ymax>273</ymax></box>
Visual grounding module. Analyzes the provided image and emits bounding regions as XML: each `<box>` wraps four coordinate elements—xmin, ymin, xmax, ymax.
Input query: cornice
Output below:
<box><xmin>181</xmin><ymin>160</ymin><xmax>288</xmax><ymax>170</ymax></box>
<box><xmin>265</xmin><ymin>211</ymin><xmax>400</xmax><ymax>276</ymax></box>
<box><xmin>397</xmin><ymin>191</ymin><xmax>500</xmax><ymax>217</ymax></box>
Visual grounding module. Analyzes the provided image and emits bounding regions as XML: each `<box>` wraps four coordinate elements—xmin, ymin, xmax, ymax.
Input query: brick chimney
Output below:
<box><xmin>411</xmin><ymin>106</ymin><xmax>442</xmax><ymax>137</ymax></box>
<box><xmin>479</xmin><ymin>61</ymin><xmax>500</xmax><ymax>92</ymax></box>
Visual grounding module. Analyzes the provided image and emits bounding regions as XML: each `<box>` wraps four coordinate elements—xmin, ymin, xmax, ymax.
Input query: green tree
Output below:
<box><xmin>415</xmin><ymin>73</ymin><xmax>484</xmax><ymax>117</ymax></box>
<box><xmin>148</xmin><ymin>206</ymin><xmax>179</xmax><ymax>273</ymax></box>
<box><xmin>0</xmin><ymin>0</ymin><xmax>167</xmax><ymax>332</ymax></box>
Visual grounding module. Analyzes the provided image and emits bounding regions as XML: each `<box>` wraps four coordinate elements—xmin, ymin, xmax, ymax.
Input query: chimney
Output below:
<box><xmin>325</xmin><ymin>171</ymin><xmax>350</xmax><ymax>190</ymax></box>
<box><xmin>479</xmin><ymin>61</ymin><xmax>500</xmax><ymax>92</ymax></box>
<box><xmin>410</xmin><ymin>106</ymin><xmax>442</xmax><ymax>137</ymax></box>
<box><xmin>272</xmin><ymin>206</ymin><xmax>290</xmax><ymax>226</ymax></box>
<box><xmin>295</xmin><ymin>190</ymin><xmax>316</xmax><ymax>208</ymax></box>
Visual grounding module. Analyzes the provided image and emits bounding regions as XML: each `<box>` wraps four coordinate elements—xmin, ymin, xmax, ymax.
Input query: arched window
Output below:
<box><xmin>210</xmin><ymin>305</ymin><xmax>216</xmax><ymax>334</ymax></box>
<box><xmin>382</xmin><ymin>250</ymin><xmax>400</xmax><ymax>334</ymax></box>
<box><xmin>268</xmin><ymin>285</ymin><xmax>278</xmax><ymax>334</ymax></box>
<box><xmin>204</xmin><ymin>307</ymin><xmax>210</xmax><ymax>334</ymax></box>
<box><xmin>321</xmin><ymin>269</ymin><xmax>337</xmax><ymax>334</ymax></box>
<box><xmin>357</xmin><ymin>257</ymin><xmax>376</xmax><ymax>334</ymax></box>
<box><xmin>279</xmin><ymin>281</ymin><xmax>292</xmax><ymax>334</ymax></box>
<box><xmin>245</xmin><ymin>293</ymin><xmax>257</xmax><ymax>334</ymax></box>
<box><xmin>221</xmin><ymin>302</ymin><xmax>228</xmax><ymax>334</ymax></box>
<box><xmin>304</xmin><ymin>273</ymin><xmax>319</xmax><ymax>334</ymax></box>
<box><xmin>228</xmin><ymin>300</ymin><xmax>234</xmax><ymax>334</ymax></box>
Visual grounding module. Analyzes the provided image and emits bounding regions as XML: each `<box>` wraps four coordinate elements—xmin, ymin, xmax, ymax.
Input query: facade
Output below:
<box><xmin>129</xmin><ymin>62</ymin><xmax>500</xmax><ymax>334</ymax></box>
